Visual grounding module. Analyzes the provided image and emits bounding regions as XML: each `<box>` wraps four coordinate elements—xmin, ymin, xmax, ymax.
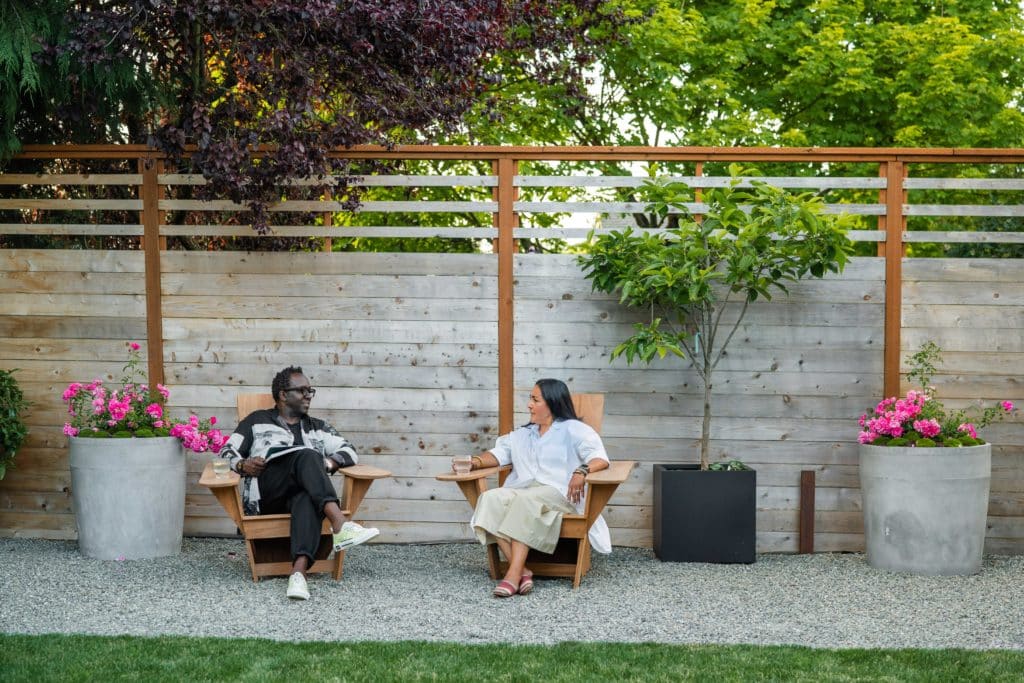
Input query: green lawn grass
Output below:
<box><xmin>2</xmin><ymin>634</ymin><xmax>1022</xmax><ymax>682</ymax></box>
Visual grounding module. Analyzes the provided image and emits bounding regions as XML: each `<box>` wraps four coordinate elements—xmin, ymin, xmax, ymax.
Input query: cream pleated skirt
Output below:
<box><xmin>471</xmin><ymin>483</ymin><xmax>576</xmax><ymax>554</ymax></box>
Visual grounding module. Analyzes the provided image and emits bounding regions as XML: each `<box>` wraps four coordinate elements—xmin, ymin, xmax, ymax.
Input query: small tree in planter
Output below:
<box><xmin>579</xmin><ymin>167</ymin><xmax>853</xmax><ymax>468</ymax></box>
<box><xmin>578</xmin><ymin>168</ymin><xmax>853</xmax><ymax>562</ymax></box>
<box><xmin>0</xmin><ymin>368</ymin><xmax>30</xmax><ymax>480</ymax></box>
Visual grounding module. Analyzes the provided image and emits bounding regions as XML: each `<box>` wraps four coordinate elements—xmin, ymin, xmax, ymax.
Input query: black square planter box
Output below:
<box><xmin>653</xmin><ymin>463</ymin><xmax>756</xmax><ymax>563</ymax></box>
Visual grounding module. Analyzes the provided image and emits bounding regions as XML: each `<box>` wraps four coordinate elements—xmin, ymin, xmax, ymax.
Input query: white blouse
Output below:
<box><xmin>488</xmin><ymin>419</ymin><xmax>613</xmax><ymax>553</ymax></box>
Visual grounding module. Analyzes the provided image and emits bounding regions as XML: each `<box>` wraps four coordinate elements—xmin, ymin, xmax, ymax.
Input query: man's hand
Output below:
<box><xmin>239</xmin><ymin>456</ymin><xmax>266</xmax><ymax>476</ymax></box>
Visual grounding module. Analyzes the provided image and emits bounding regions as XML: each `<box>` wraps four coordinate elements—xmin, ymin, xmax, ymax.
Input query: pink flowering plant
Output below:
<box><xmin>62</xmin><ymin>342</ymin><xmax>225</xmax><ymax>454</ymax></box>
<box><xmin>859</xmin><ymin>342</ymin><xmax>1016</xmax><ymax>448</ymax></box>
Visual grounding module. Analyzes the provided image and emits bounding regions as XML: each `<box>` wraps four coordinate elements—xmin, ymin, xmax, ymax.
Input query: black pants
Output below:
<box><xmin>257</xmin><ymin>449</ymin><xmax>340</xmax><ymax>566</ymax></box>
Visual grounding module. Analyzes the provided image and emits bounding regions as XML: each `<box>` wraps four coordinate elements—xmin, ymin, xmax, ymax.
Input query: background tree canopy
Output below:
<box><xmin>2</xmin><ymin>0</ymin><xmax>1022</xmax><ymax>252</ymax></box>
<box><xmin>0</xmin><ymin>0</ymin><xmax>610</xmax><ymax>231</ymax></box>
<box><xmin>459</xmin><ymin>0</ymin><xmax>1024</xmax><ymax>149</ymax></box>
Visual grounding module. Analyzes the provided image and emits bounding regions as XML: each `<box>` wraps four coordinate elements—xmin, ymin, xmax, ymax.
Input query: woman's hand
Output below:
<box><xmin>568</xmin><ymin>471</ymin><xmax>585</xmax><ymax>504</ymax></box>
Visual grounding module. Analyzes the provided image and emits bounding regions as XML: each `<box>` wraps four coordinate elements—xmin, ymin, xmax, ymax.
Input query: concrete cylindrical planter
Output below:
<box><xmin>69</xmin><ymin>436</ymin><xmax>185</xmax><ymax>560</ymax></box>
<box><xmin>859</xmin><ymin>443</ymin><xmax>991</xmax><ymax>576</ymax></box>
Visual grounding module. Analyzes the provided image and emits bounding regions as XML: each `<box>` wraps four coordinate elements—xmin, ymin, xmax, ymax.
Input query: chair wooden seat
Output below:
<box><xmin>199</xmin><ymin>393</ymin><xmax>390</xmax><ymax>582</ymax></box>
<box><xmin>437</xmin><ymin>393</ymin><xmax>635</xmax><ymax>588</ymax></box>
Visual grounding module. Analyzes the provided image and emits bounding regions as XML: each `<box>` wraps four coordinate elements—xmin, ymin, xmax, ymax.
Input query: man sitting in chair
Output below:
<box><xmin>218</xmin><ymin>366</ymin><xmax>379</xmax><ymax>600</ymax></box>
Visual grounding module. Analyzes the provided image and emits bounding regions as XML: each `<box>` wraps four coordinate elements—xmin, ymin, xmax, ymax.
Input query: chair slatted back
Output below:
<box><xmin>572</xmin><ymin>393</ymin><xmax>604</xmax><ymax>434</ymax></box>
<box><xmin>237</xmin><ymin>393</ymin><xmax>274</xmax><ymax>421</ymax></box>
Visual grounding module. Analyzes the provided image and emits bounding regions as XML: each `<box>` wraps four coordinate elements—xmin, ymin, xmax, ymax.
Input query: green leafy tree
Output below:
<box><xmin>578</xmin><ymin>168</ymin><xmax>854</xmax><ymax>469</ymax></box>
<box><xmin>0</xmin><ymin>0</ymin><xmax>156</xmax><ymax>159</ymax></box>
<box><xmin>0</xmin><ymin>368</ymin><xmax>29</xmax><ymax>479</ymax></box>
<box><xmin>460</xmin><ymin>0</ymin><xmax>1024</xmax><ymax>255</ymax></box>
<box><xmin>465</xmin><ymin>0</ymin><xmax>1024</xmax><ymax>149</ymax></box>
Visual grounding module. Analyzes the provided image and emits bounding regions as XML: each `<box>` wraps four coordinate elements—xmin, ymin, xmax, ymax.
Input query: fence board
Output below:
<box><xmin>161</xmin><ymin>251</ymin><xmax>495</xmax><ymax>276</ymax></box>
<box><xmin>0</xmin><ymin>224</ymin><xmax>143</xmax><ymax>236</ymax></box>
<box><xmin>166</xmin><ymin>363</ymin><xmax>496</xmax><ymax>390</ymax></box>
<box><xmin>0</xmin><ymin>198</ymin><xmax>141</xmax><ymax>210</ymax></box>
<box><xmin>902</xmin><ymin>281</ymin><xmax>1024</xmax><ymax>306</ymax></box>
<box><xmin>166</xmin><ymin>297</ymin><xmax>495</xmax><ymax>322</ymax></box>
<box><xmin>0</xmin><ymin>294</ymin><xmax>145</xmax><ymax>317</ymax></box>
<box><xmin>0</xmin><ymin>338</ymin><xmax>139</xmax><ymax>360</ymax></box>
<box><xmin>162</xmin><ymin>319</ymin><xmax>497</xmax><ymax>344</ymax></box>
<box><xmin>163</xmin><ymin>340</ymin><xmax>498</xmax><ymax>368</ymax></box>
<box><xmin>0</xmin><ymin>316</ymin><xmax>146</xmax><ymax>340</ymax></box>
<box><xmin>0</xmin><ymin>272</ymin><xmax>145</xmax><ymax>295</ymax></box>
<box><xmin>0</xmin><ymin>173</ymin><xmax>141</xmax><ymax>185</ymax></box>
<box><xmin>515</xmin><ymin>276</ymin><xmax>884</xmax><ymax>304</ymax></box>
<box><xmin>517</xmin><ymin>253</ymin><xmax>887</xmax><ymax>279</ymax></box>
<box><xmin>516</xmin><ymin>175</ymin><xmax>888</xmax><ymax>189</ymax></box>
<box><xmin>161</xmin><ymin>273</ymin><xmax>497</xmax><ymax>299</ymax></box>
<box><xmin>903</xmin><ymin>259</ymin><xmax>1024</xmax><ymax>282</ymax></box>
<box><xmin>161</xmin><ymin>226</ymin><xmax>496</xmax><ymax>239</ymax></box>
<box><xmin>0</xmin><ymin>250</ymin><xmax>144</xmax><ymax>273</ymax></box>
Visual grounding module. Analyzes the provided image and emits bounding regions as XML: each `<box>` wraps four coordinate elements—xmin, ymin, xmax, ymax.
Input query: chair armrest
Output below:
<box><xmin>338</xmin><ymin>464</ymin><xmax>391</xmax><ymax>480</ymax></box>
<box><xmin>436</xmin><ymin>465</ymin><xmax>504</xmax><ymax>482</ymax></box>
<box><xmin>586</xmin><ymin>460</ymin><xmax>635</xmax><ymax>485</ymax></box>
<box><xmin>199</xmin><ymin>461</ymin><xmax>240</xmax><ymax>489</ymax></box>
<box><xmin>436</xmin><ymin>465</ymin><xmax>510</xmax><ymax>510</ymax></box>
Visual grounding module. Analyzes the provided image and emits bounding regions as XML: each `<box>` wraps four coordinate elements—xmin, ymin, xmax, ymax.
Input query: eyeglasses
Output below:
<box><xmin>284</xmin><ymin>386</ymin><xmax>316</xmax><ymax>397</ymax></box>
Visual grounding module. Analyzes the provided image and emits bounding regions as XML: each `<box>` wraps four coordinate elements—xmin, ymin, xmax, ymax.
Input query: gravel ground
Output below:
<box><xmin>2</xmin><ymin>537</ymin><xmax>1022</xmax><ymax>650</ymax></box>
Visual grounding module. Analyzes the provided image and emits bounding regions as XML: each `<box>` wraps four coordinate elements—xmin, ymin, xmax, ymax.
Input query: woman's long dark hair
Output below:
<box><xmin>534</xmin><ymin>378</ymin><xmax>578</xmax><ymax>423</ymax></box>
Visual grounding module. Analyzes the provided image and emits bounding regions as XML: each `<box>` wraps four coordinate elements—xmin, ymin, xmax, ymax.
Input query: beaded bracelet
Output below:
<box><xmin>471</xmin><ymin>455</ymin><xmax>483</xmax><ymax>470</ymax></box>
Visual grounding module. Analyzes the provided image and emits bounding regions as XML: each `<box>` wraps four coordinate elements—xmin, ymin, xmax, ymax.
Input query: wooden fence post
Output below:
<box><xmin>495</xmin><ymin>157</ymin><xmax>517</xmax><ymax>434</ymax></box>
<box><xmin>139</xmin><ymin>156</ymin><xmax>165</xmax><ymax>388</ymax></box>
<box><xmin>882</xmin><ymin>160</ymin><xmax>906</xmax><ymax>398</ymax></box>
<box><xmin>799</xmin><ymin>470</ymin><xmax>815</xmax><ymax>553</ymax></box>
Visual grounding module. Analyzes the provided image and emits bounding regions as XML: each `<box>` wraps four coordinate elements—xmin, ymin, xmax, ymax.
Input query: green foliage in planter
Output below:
<box><xmin>708</xmin><ymin>460</ymin><xmax>751</xmax><ymax>472</ymax></box>
<box><xmin>578</xmin><ymin>166</ymin><xmax>853</xmax><ymax>469</ymax></box>
<box><xmin>75</xmin><ymin>427</ymin><xmax>171</xmax><ymax>439</ymax></box>
<box><xmin>0</xmin><ymin>369</ymin><xmax>30</xmax><ymax>479</ymax></box>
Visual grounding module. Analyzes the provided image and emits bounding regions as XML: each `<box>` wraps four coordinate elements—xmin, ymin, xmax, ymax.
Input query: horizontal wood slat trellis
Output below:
<box><xmin>0</xmin><ymin>145</ymin><xmax>1022</xmax><ymax>554</ymax></box>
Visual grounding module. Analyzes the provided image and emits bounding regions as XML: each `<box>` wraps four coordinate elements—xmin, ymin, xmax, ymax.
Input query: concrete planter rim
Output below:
<box><xmin>859</xmin><ymin>442</ymin><xmax>991</xmax><ymax>454</ymax></box>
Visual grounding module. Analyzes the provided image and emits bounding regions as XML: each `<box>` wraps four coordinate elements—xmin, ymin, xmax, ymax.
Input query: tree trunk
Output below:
<box><xmin>700</xmin><ymin>375</ymin><xmax>712</xmax><ymax>470</ymax></box>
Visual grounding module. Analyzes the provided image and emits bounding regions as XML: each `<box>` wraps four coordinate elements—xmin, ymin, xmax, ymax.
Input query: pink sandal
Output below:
<box><xmin>518</xmin><ymin>571</ymin><xmax>534</xmax><ymax>595</ymax></box>
<box><xmin>493</xmin><ymin>580</ymin><xmax>518</xmax><ymax>598</ymax></box>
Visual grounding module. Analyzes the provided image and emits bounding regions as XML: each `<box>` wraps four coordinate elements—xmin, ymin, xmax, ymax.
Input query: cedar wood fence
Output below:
<box><xmin>1</xmin><ymin>145</ymin><xmax>1022</xmax><ymax>553</ymax></box>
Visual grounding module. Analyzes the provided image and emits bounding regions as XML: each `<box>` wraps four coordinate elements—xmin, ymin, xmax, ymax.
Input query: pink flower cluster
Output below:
<box><xmin>858</xmin><ymin>390</ymin><xmax>928</xmax><ymax>444</ymax></box>
<box><xmin>170</xmin><ymin>415</ymin><xmax>226</xmax><ymax>453</ymax></box>
<box><xmin>60</xmin><ymin>342</ymin><xmax>223</xmax><ymax>454</ymax></box>
<box><xmin>858</xmin><ymin>389</ymin><xmax>1015</xmax><ymax>447</ymax></box>
<box><xmin>912</xmin><ymin>419</ymin><xmax>941</xmax><ymax>438</ymax></box>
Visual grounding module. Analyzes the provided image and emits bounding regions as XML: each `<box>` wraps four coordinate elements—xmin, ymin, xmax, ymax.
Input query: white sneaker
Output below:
<box><xmin>333</xmin><ymin>521</ymin><xmax>380</xmax><ymax>552</ymax></box>
<box><xmin>286</xmin><ymin>572</ymin><xmax>310</xmax><ymax>600</ymax></box>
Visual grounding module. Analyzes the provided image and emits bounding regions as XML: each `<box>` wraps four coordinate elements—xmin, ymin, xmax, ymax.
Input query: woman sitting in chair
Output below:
<box><xmin>460</xmin><ymin>378</ymin><xmax>610</xmax><ymax>598</ymax></box>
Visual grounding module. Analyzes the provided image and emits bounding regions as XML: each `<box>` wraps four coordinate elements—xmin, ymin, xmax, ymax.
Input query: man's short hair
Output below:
<box><xmin>271</xmin><ymin>366</ymin><xmax>304</xmax><ymax>401</ymax></box>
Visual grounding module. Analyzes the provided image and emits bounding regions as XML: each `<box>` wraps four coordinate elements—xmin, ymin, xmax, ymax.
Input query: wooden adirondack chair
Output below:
<box><xmin>199</xmin><ymin>393</ymin><xmax>390</xmax><ymax>582</ymax></box>
<box><xmin>437</xmin><ymin>393</ymin><xmax>635</xmax><ymax>588</ymax></box>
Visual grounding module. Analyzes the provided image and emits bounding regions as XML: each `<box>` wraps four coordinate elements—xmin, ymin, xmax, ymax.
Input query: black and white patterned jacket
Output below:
<box><xmin>219</xmin><ymin>408</ymin><xmax>359</xmax><ymax>515</ymax></box>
